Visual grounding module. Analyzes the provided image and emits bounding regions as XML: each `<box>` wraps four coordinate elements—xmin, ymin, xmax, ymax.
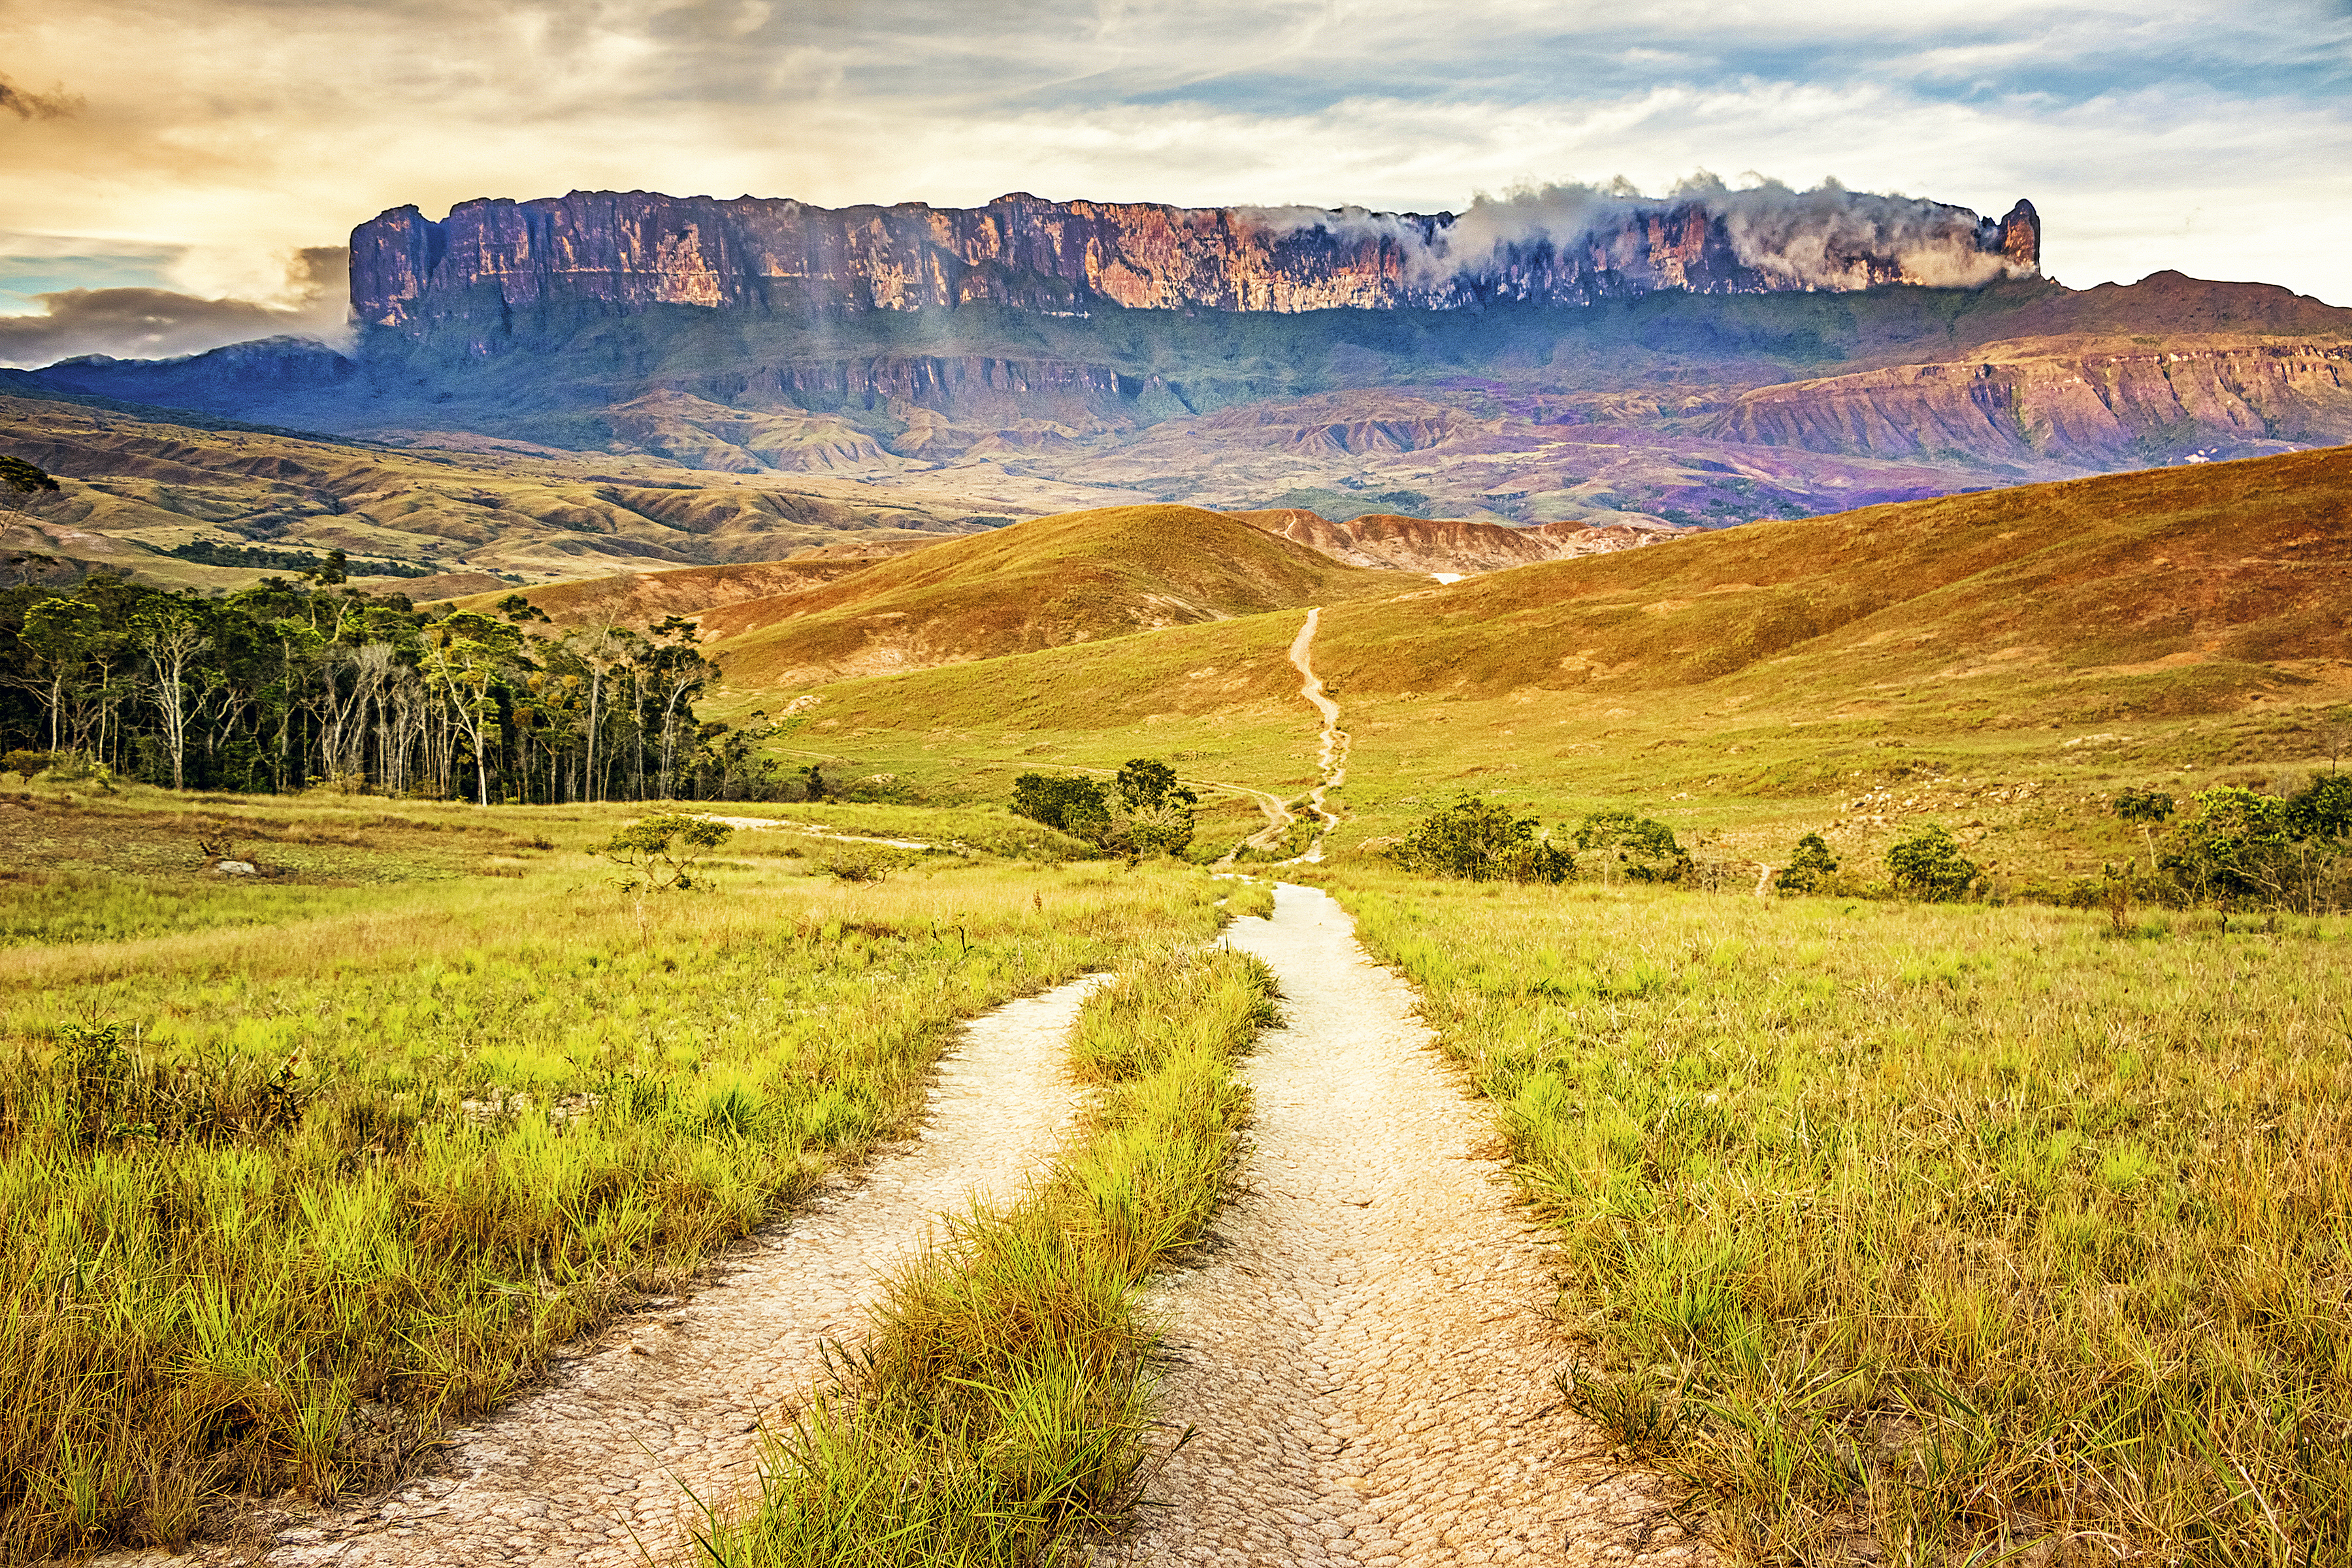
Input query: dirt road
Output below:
<box><xmin>1105</xmin><ymin>885</ymin><xmax>1709</xmax><ymax>1567</ymax></box>
<box><xmin>97</xmin><ymin>978</ymin><xmax>1105</xmax><ymax>1568</ymax></box>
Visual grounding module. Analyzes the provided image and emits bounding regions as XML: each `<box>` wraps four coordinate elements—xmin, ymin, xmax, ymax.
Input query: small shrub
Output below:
<box><xmin>2159</xmin><ymin>783</ymin><xmax>2351</xmax><ymax>912</ymax></box>
<box><xmin>1388</xmin><ymin>794</ymin><xmax>1571</xmax><ymax>883</ymax></box>
<box><xmin>1572</xmin><ymin>809</ymin><xmax>1690</xmax><ymax>885</ymax></box>
<box><xmin>1013</xmin><ymin>772</ymin><xmax>1110</xmax><ymax>840</ymax></box>
<box><xmin>1111</xmin><ymin>759</ymin><xmax>1198</xmax><ymax>857</ymax></box>
<box><xmin>1774</xmin><ymin>833</ymin><xmax>1840</xmax><ymax>896</ymax></box>
<box><xmin>597</xmin><ymin>813</ymin><xmax>732</xmax><ymax>891</ymax></box>
<box><xmin>823</xmin><ymin>848</ymin><xmax>899</xmax><ymax>883</ymax></box>
<box><xmin>1013</xmin><ymin>760</ymin><xmax>1197</xmax><ymax>857</ymax></box>
<box><xmin>1</xmin><ymin>749</ymin><xmax>51</xmax><ymax>778</ymax></box>
<box><xmin>1886</xmin><ymin>824</ymin><xmax>1978</xmax><ymax>902</ymax></box>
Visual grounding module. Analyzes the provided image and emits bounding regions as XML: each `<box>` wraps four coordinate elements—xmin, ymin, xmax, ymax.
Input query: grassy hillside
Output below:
<box><xmin>1300</xmin><ymin>443</ymin><xmax>2351</xmax><ymax>702</ymax></box>
<box><xmin>696</xmin><ymin>448</ymin><xmax>2346</xmax><ymax>879</ymax></box>
<box><xmin>700</xmin><ymin>504</ymin><xmax>1399</xmax><ymax>687</ymax></box>
<box><xmin>439</xmin><ymin>555</ymin><xmax>912</xmax><ymax>629</ymax></box>
<box><xmin>750</xmin><ymin>447</ymin><xmax>2347</xmax><ymax>723</ymax></box>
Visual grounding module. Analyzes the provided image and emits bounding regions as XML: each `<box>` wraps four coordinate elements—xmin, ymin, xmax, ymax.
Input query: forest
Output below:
<box><xmin>0</xmin><ymin>572</ymin><xmax>779</xmax><ymax>804</ymax></box>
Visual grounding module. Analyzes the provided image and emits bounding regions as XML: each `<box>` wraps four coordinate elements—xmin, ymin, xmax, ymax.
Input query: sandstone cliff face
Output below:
<box><xmin>351</xmin><ymin>190</ymin><xmax>2038</xmax><ymax>332</ymax></box>
<box><xmin>1707</xmin><ymin>340</ymin><xmax>2352</xmax><ymax>465</ymax></box>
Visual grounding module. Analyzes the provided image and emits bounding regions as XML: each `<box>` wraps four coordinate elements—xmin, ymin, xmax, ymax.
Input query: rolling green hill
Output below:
<box><xmin>760</xmin><ymin>446</ymin><xmax>2348</xmax><ymax>730</ymax></box>
<box><xmin>708</xmin><ymin>446</ymin><xmax>2347</xmax><ymax>881</ymax></box>
<box><xmin>698</xmin><ymin>504</ymin><xmax>1399</xmax><ymax>687</ymax></box>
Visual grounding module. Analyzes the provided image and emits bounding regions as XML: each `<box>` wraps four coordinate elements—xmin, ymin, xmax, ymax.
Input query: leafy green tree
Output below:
<box><xmin>1775</xmin><ymin>832</ymin><xmax>1840</xmax><ymax>896</ymax></box>
<box><xmin>421</xmin><ymin>612</ymin><xmax>523</xmax><ymax>806</ymax></box>
<box><xmin>1113</xmin><ymin>758</ymin><xmax>1199</xmax><ymax>856</ymax></box>
<box><xmin>1886</xmin><ymin>824</ymin><xmax>1978</xmax><ymax>901</ymax></box>
<box><xmin>131</xmin><ymin>599</ymin><xmax>214</xmax><ymax>791</ymax></box>
<box><xmin>8</xmin><ymin>596</ymin><xmax>107</xmax><ymax>755</ymax></box>
<box><xmin>2149</xmin><ymin>779</ymin><xmax>2352</xmax><ymax>912</ymax></box>
<box><xmin>2287</xmin><ymin>772</ymin><xmax>2352</xmax><ymax>841</ymax></box>
<box><xmin>2161</xmin><ymin>786</ymin><xmax>2287</xmax><ymax>906</ymax></box>
<box><xmin>1012</xmin><ymin>772</ymin><xmax>1111</xmax><ymax>840</ymax></box>
<box><xmin>598</xmin><ymin>813</ymin><xmax>733</xmax><ymax>890</ymax></box>
<box><xmin>2112</xmin><ymin>787</ymin><xmax>2175</xmax><ymax>875</ymax></box>
<box><xmin>1389</xmin><ymin>794</ymin><xmax>1573</xmax><ymax>883</ymax></box>
<box><xmin>1572</xmin><ymin>809</ymin><xmax>1690</xmax><ymax>884</ymax></box>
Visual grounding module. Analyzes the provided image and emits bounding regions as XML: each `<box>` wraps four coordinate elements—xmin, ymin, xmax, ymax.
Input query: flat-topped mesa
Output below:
<box><xmin>350</xmin><ymin>188</ymin><xmax>2042</xmax><ymax>333</ymax></box>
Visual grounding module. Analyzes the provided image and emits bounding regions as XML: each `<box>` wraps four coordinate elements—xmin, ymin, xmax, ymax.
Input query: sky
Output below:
<box><xmin>1</xmin><ymin>0</ymin><xmax>2347</xmax><ymax>367</ymax></box>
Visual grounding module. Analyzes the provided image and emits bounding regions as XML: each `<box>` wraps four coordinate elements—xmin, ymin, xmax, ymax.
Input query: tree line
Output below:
<box><xmin>0</xmin><ymin>574</ymin><xmax>785</xmax><ymax>805</ymax></box>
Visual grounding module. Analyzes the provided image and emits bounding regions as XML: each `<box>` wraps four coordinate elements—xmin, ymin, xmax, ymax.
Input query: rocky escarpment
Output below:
<box><xmin>1708</xmin><ymin>338</ymin><xmax>2352</xmax><ymax>464</ymax></box>
<box><xmin>351</xmin><ymin>188</ymin><xmax>2039</xmax><ymax>332</ymax></box>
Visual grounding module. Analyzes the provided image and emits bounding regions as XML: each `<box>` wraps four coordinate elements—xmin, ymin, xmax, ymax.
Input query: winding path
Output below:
<box><xmin>1281</xmin><ymin>608</ymin><xmax>1350</xmax><ymax>864</ymax></box>
<box><xmin>1215</xmin><ymin>606</ymin><xmax>1351</xmax><ymax>867</ymax></box>
<box><xmin>1105</xmin><ymin>886</ymin><xmax>1710</xmax><ymax>1567</ymax></box>
<box><xmin>101</xmin><ymin>977</ymin><xmax>1105</xmax><ymax>1568</ymax></box>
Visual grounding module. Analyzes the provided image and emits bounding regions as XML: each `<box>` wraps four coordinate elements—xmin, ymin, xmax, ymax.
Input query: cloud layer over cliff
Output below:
<box><xmin>1254</xmin><ymin>176</ymin><xmax>2036</xmax><ymax>293</ymax></box>
<box><xmin>0</xmin><ymin>0</ymin><xmax>2345</xmax><ymax>363</ymax></box>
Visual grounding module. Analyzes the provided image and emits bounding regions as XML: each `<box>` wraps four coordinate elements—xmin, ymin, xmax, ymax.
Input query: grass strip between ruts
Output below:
<box><xmin>695</xmin><ymin>942</ymin><xmax>1279</xmax><ymax>1567</ymax></box>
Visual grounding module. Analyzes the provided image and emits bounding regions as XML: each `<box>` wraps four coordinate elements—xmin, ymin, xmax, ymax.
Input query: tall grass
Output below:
<box><xmin>699</xmin><ymin>944</ymin><xmax>1278</xmax><ymax>1567</ymax></box>
<box><xmin>1335</xmin><ymin>874</ymin><xmax>2351</xmax><ymax>1566</ymax></box>
<box><xmin>0</xmin><ymin>858</ymin><xmax>1224</xmax><ymax>1560</ymax></box>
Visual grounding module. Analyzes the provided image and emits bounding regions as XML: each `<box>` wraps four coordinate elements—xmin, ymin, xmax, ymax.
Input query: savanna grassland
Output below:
<box><xmin>685</xmin><ymin>446</ymin><xmax>2350</xmax><ymax>886</ymax></box>
<box><xmin>6</xmin><ymin>442</ymin><xmax>2347</xmax><ymax>1567</ymax></box>
<box><xmin>0</xmin><ymin>781</ymin><xmax>1229</xmax><ymax>1560</ymax></box>
<box><xmin>651</xmin><ymin>447</ymin><xmax>2352</xmax><ymax>1561</ymax></box>
<box><xmin>1315</xmin><ymin>870</ymin><xmax>2350</xmax><ymax>1564</ymax></box>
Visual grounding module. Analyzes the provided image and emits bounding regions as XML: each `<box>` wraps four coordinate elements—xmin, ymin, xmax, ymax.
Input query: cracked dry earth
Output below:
<box><xmin>93</xmin><ymin>975</ymin><xmax>1105</xmax><ymax>1568</ymax></box>
<box><xmin>1103</xmin><ymin>884</ymin><xmax>1712</xmax><ymax>1568</ymax></box>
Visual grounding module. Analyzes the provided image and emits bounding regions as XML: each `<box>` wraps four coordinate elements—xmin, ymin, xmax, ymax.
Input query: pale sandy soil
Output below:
<box><xmin>1100</xmin><ymin>885</ymin><xmax>1712</xmax><ymax>1567</ymax></box>
<box><xmin>84</xmin><ymin>977</ymin><xmax>1104</xmax><ymax>1568</ymax></box>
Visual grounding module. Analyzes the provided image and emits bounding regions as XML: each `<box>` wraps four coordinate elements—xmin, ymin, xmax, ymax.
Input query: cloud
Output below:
<box><xmin>0</xmin><ymin>247</ymin><xmax>350</xmax><ymax>368</ymax></box>
<box><xmin>0</xmin><ymin>74</ymin><xmax>82</xmax><ymax>121</ymax></box>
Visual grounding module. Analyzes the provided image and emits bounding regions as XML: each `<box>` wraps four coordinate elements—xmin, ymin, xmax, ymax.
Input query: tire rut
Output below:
<box><xmin>97</xmin><ymin>977</ymin><xmax>1107</xmax><ymax>1568</ymax></box>
<box><xmin>1105</xmin><ymin>887</ymin><xmax>1711</xmax><ymax>1567</ymax></box>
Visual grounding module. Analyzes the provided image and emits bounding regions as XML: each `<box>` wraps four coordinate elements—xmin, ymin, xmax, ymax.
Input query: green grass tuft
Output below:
<box><xmin>699</xmin><ymin>945</ymin><xmax>1277</xmax><ymax>1567</ymax></box>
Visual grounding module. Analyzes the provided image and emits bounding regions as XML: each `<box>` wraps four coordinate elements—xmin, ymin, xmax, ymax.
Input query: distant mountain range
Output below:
<box><xmin>10</xmin><ymin>186</ymin><xmax>2351</xmax><ymax>561</ymax></box>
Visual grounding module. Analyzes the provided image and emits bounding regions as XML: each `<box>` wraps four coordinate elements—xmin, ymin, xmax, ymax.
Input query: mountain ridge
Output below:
<box><xmin>350</xmin><ymin>186</ymin><xmax>2042</xmax><ymax>335</ymax></box>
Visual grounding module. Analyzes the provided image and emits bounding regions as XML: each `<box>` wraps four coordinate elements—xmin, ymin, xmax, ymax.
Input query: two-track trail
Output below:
<box><xmin>1107</xmin><ymin>885</ymin><xmax>1710</xmax><ymax>1567</ymax></box>
<box><xmin>112</xmin><ymin>977</ymin><xmax>1105</xmax><ymax>1568</ymax></box>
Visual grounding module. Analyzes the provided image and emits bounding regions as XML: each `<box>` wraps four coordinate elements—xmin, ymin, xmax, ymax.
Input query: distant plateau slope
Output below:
<box><xmin>22</xmin><ymin>271</ymin><xmax>2351</xmax><ymax>540</ymax></box>
<box><xmin>0</xmin><ymin>391</ymin><xmax>983</xmax><ymax>590</ymax></box>
<box><xmin>773</xmin><ymin>446</ymin><xmax>2351</xmax><ymax>731</ymax></box>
